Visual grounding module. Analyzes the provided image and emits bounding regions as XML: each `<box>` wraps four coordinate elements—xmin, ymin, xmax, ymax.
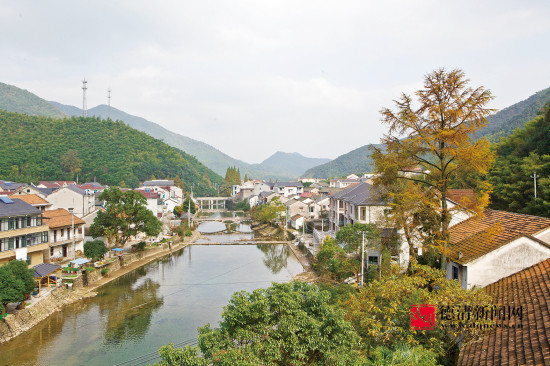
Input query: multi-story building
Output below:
<box><xmin>328</xmin><ymin>182</ymin><xmax>388</xmax><ymax>232</ymax></box>
<box><xmin>43</xmin><ymin>209</ymin><xmax>85</xmax><ymax>262</ymax></box>
<box><xmin>0</xmin><ymin>196</ymin><xmax>49</xmax><ymax>266</ymax></box>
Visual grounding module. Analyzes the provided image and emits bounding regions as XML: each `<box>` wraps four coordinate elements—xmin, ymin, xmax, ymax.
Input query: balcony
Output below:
<box><xmin>50</xmin><ymin>235</ymin><xmax>84</xmax><ymax>247</ymax></box>
<box><xmin>0</xmin><ymin>225</ymin><xmax>49</xmax><ymax>240</ymax></box>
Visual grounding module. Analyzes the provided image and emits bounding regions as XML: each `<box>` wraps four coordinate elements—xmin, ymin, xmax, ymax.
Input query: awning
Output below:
<box><xmin>70</xmin><ymin>258</ymin><xmax>90</xmax><ymax>266</ymax></box>
<box><xmin>111</xmin><ymin>248</ymin><xmax>124</xmax><ymax>252</ymax></box>
<box><xmin>33</xmin><ymin>263</ymin><xmax>62</xmax><ymax>278</ymax></box>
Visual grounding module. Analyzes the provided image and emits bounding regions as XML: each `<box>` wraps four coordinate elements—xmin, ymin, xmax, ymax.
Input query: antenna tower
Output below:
<box><xmin>107</xmin><ymin>88</ymin><xmax>111</xmax><ymax>119</ymax></box>
<box><xmin>82</xmin><ymin>78</ymin><xmax>88</xmax><ymax>117</ymax></box>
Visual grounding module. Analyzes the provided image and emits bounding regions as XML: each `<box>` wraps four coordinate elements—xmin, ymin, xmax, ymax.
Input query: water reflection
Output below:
<box><xmin>101</xmin><ymin>278</ymin><xmax>163</xmax><ymax>345</ymax></box>
<box><xmin>257</xmin><ymin>244</ymin><xmax>290</xmax><ymax>274</ymax></box>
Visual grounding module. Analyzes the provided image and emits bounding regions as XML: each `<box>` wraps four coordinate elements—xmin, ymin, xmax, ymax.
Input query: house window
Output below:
<box><xmin>452</xmin><ymin>266</ymin><xmax>459</xmax><ymax>280</ymax></box>
<box><xmin>42</xmin><ymin>232</ymin><xmax>48</xmax><ymax>243</ymax></box>
<box><xmin>61</xmin><ymin>229</ymin><xmax>64</xmax><ymax>237</ymax></box>
<box><xmin>50</xmin><ymin>247</ymin><xmax>54</xmax><ymax>256</ymax></box>
<box><xmin>368</xmin><ymin>256</ymin><xmax>379</xmax><ymax>265</ymax></box>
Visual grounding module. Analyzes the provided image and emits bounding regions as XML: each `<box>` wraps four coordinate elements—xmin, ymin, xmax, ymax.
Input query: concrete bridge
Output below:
<box><xmin>195</xmin><ymin>197</ymin><xmax>228</xmax><ymax>211</ymax></box>
<box><xmin>193</xmin><ymin>216</ymin><xmax>251</xmax><ymax>223</ymax></box>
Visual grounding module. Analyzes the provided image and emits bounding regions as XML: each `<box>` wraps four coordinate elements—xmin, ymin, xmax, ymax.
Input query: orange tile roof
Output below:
<box><xmin>458</xmin><ymin>258</ymin><xmax>550</xmax><ymax>365</ymax></box>
<box><xmin>43</xmin><ymin>209</ymin><xmax>85</xmax><ymax>229</ymax></box>
<box><xmin>448</xmin><ymin>209</ymin><xmax>550</xmax><ymax>263</ymax></box>
<box><xmin>8</xmin><ymin>194</ymin><xmax>51</xmax><ymax>206</ymax></box>
<box><xmin>447</xmin><ymin>189</ymin><xmax>476</xmax><ymax>208</ymax></box>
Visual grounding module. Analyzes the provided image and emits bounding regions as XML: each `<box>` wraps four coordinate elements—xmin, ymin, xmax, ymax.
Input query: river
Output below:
<box><xmin>0</xmin><ymin>238</ymin><xmax>303</xmax><ymax>365</ymax></box>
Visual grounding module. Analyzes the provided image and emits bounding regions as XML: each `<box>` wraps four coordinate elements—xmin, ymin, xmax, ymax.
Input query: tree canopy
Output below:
<box><xmin>156</xmin><ymin>282</ymin><xmax>363</xmax><ymax>365</ymax></box>
<box><xmin>488</xmin><ymin>103</ymin><xmax>550</xmax><ymax>217</ymax></box>
<box><xmin>371</xmin><ymin>68</ymin><xmax>494</xmax><ymax>268</ymax></box>
<box><xmin>0</xmin><ymin>110</ymin><xmax>221</xmax><ymax>196</ymax></box>
<box><xmin>0</xmin><ymin>260</ymin><xmax>36</xmax><ymax>308</ymax></box>
<box><xmin>89</xmin><ymin>187</ymin><xmax>162</xmax><ymax>248</ymax></box>
<box><xmin>84</xmin><ymin>240</ymin><xmax>108</xmax><ymax>261</ymax></box>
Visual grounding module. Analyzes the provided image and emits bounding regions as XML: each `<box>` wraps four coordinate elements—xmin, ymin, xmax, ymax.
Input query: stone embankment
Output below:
<box><xmin>0</xmin><ymin>232</ymin><xmax>201</xmax><ymax>344</ymax></box>
<box><xmin>0</xmin><ymin>287</ymin><xmax>95</xmax><ymax>343</ymax></box>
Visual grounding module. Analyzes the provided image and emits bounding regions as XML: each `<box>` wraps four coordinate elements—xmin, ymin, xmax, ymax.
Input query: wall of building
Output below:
<box><xmin>463</xmin><ymin>238</ymin><xmax>550</xmax><ymax>289</ymax></box>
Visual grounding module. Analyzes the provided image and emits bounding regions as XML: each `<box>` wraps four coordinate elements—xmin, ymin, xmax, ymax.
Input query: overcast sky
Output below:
<box><xmin>1</xmin><ymin>1</ymin><xmax>549</xmax><ymax>164</ymax></box>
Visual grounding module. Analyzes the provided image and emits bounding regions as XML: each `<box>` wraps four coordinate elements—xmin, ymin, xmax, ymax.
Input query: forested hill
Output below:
<box><xmin>488</xmin><ymin>102</ymin><xmax>550</xmax><ymax>217</ymax></box>
<box><xmin>0</xmin><ymin>82</ymin><xmax>65</xmax><ymax>119</ymax></box>
<box><xmin>0</xmin><ymin>110</ymin><xmax>221</xmax><ymax>195</ymax></box>
<box><xmin>480</xmin><ymin>85</ymin><xmax>550</xmax><ymax>142</ymax></box>
<box><xmin>50</xmin><ymin>102</ymin><xmax>297</xmax><ymax>180</ymax></box>
<box><xmin>301</xmin><ymin>144</ymin><xmax>381</xmax><ymax>179</ymax></box>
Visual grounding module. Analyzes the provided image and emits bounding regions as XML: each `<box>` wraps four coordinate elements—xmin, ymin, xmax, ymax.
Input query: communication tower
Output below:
<box><xmin>82</xmin><ymin>78</ymin><xmax>88</xmax><ymax>117</ymax></box>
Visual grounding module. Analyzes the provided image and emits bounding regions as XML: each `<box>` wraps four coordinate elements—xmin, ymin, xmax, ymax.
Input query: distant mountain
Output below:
<box><xmin>0</xmin><ymin>82</ymin><xmax>65</xmax><ymax>118</ymax></box>
<box><xmin>50</xmin><ymin>102</ymin><xmax>304</xmax><ymax>180</ymax></box>
<box><xmin>302</xmin><ymin>144</ymin><xmax>381</xmax><ymax>179</ymax></box>
<box><xmin>253</xmin><ymin>152</ymin><xmax>330</xmax><ymax>179</ymax></box>
<box><xmin>481</xmin><ymin>86</ymin><xmax>550</xmax><ymax>142</ymax></box>
<box><xmin>0</xmin><ymin>110</ymin><xmax>221</xmax><ymax>195</ymax></box>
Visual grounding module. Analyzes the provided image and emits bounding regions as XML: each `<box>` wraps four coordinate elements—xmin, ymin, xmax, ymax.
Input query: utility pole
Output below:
<box><xmin>531</xmin><ymin>172</ymin><xmax>538</xmax><ymax>200</ymax></box>
<box><xmin>68</xmin><ymin>207</ymin><xmax>75</xmax><ymax>258</ymax></box>
<box><xmin>82</xmin><ymin>78</ymin><xmax>88</xmax><ymax>117</ymax></box>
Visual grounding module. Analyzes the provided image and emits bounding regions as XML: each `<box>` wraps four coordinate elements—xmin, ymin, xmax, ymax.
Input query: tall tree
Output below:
<box><xmin>89</xmin><ymin>187</ymin><xmax>162</xmax><ymax>248</ymax></box>
<box><xmin>371</xmin><ymin>68</ymin><xmax>494</xmax><ymax>269</ymax></box>
<box><xmin>60</xmin><ymin>149</ymin><xmax>82</xmax><ymax>178</ymax></box>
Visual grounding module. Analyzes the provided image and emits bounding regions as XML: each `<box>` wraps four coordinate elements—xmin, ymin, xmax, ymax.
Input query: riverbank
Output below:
<box><xmin>0</xmin><ymin>232</ymin><xmax>201</xmax><ymax>344</ymax></box>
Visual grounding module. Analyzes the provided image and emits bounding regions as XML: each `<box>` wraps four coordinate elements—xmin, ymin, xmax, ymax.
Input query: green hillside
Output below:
<box><xmin>0</xmin><ymin>110</ymin><xmax>221</xmax><ymax>195</ymax></box>
<box><xmin>480</xmin><ymin>86</ymin><xmax>550</xmax><ymax>142</ymax></box>
<box><xmin>0</xmin><ymin>82</ymin><xmax>65</xmax><ymax>118</ymax></box>
<box><xmin>301</xmin><ymin>144</ymin><xmax>380</xmax><ymax>178</ymax></box>
<box><xmin>488</xmin><ymin>102</ymin><xmax>550</xmax><ymax>217</ymax></box>
<box><xmin>50</xmin><ymin>102</ymin><xmax>299</xmax><ymax>180</ymax></box>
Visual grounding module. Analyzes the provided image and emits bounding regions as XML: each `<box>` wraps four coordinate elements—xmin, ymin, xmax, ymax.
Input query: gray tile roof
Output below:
<box><xmin>32</xmin><ymin>263</ymin><xmax>62</xmax><ymax>278</ymax></box>
<box><xmin>0</xmin><ymin>180</ymin><xmax>26</xmax><ymax>191</ymax></box>
<box><xmin>65</xmin><ymin>184</ymin><xmax>87</xmax><ymax>195</ymax></box>
<box><xmin>0</xmin><ymin>198</ymin><xmax>42</xmax><ymax>217</ymax></box>
<box><xmin>143</xmin><ymin>180</ymin><xmax>175</xmax><ymax>186</ymax></box>
<box><xmin>330</xmin><ymin>182</ymin><xmax>385</xmax><ymax>206</ymax></box>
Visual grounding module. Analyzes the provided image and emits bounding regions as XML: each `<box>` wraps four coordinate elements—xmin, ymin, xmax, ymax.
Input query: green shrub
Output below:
<box><xmin>84</xmin><ymin>267</ymin><xmax>95</xmax><ymax>272</ymax></box>
<box><xmin>136</xmin><ymin>241</ymin><xmax>146</xmax><ymax>251</ymax></box>
<box><xmin>185</xmin><ymin>229</ymin><xmax>192</xmax><ymax>237</ymax></box>
<box><xmin>101</xmin><ymin>268</ymin><xmax>109</xmax><ymax>275</ymax></box>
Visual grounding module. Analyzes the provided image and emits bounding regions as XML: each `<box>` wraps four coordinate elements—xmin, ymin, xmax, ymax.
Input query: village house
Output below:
<box><xmin>0</xmin><ymin>196</ymin><xmax>49</xmax><ymax>267</ymax></box>
<box><xmin>135</xmin><ymin>189</ymin><xmax>163</xmax><ymax>218</ymax></box>
<box><xmin>329</xmin><ymin>182</ymin><xmax>388</xmax><ymax>232</ymax></box>
<box><xmin>142</xmin><ymin>180</ymin><xmax>183</xmax><ymax>201</ymax></box>
<box><xmin>329</xmin><ymin>179</ymin><xmax>359</xmax><ymax>188</ymax></box>
<box><xmin>458</xmin><ymin>257</ymin><xmax>550</xmax><ymax>365</ymax></box>
<box><xmin>43</xmin><ymin>208</ymin><xmax>85</xmax><ymax>262</ymax></box>
<box><xmin>11</xmin><ymin>184</ymin><xmax>51</xmax><ymax>199</ymax></box>
<box><xmin>45</xmin><ymin>185</ymin><xmax>95</xmax><ymax>218</ymax></box>
<box><xmin>0</xmin><ymin>180</ymin><xmax>26</xmax><ymax>193</ymax></box>
<box><xmin>272</xmin><ymin>182</ymin><xmax>304</xmax><ymax>197</ymax></box>
<box><xmin>447</xmin><ymin>209</ymin><xmax>550</xmax><ymax>289</ymax></box>
<box><xmin>8</xmin><ymin>194</ymin><xmax>52</xmax><ymax>212</ymax></box>
<box><xmin>78</xmin><ymin>182</ymin><xmax>107</xmax><ymax>195</ymax></box>
<box><xmin>290</xmin><ymin>214</ymin><xmax>305</xmax><ymax>230</ymax></box>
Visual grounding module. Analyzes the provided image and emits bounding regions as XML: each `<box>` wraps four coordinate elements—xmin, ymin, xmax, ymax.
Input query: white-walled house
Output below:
<box><xmin>291</xmin><ymin>214</ymin><xmax>305</xmax><ymax>229</ymax></box>
<box><xmin>46</xmin><ymin>185</ymin><xmax>95</xmax><ymax>218</ymax></box>
<box><xmin>272</xmin><ymin>182</ymin><xmax>304</xmax><ymax>197</ymax></box>
<box><xmin>447</xmin><ymin>209</ymin><xmax>550</xmax><ymax>289</ymax></box>
<box><xmin>43</xmin><ymin>209</ymin><xmax>85</xmax><ymax>262</ymax></box>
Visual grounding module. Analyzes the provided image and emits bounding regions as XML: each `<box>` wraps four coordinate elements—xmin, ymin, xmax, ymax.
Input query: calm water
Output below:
<box><xmin>0</xmin><ymin>244</ymin><xmax>303</xmax><ymax>366</ymax></box>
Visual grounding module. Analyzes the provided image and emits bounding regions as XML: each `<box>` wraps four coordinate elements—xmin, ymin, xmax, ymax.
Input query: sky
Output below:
<box><xmin>1</xmin><ymin>1</ymin><xmax>549</xmax><ymax>164</ymax></box>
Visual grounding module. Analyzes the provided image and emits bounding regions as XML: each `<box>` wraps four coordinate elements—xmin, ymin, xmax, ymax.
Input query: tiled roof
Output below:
<box><xmin>32</xmin><ymin>263</ymin><xmax>62</xmax><ymax>278</ymax></box>
<box><xmin>43</xmin><ymin>208</ymin><xmax>85</xmax><ymax>228</ymax></box>
<box><xmin>330</xmin><ymin>182</ymin><xmax>385</xmax><ymax>206</ymax></box>
<box><xmin>135</xmin><ymin>189</ymin><xmax>160</xmax><ymax>199</ymax></box>
<box><xmin>0</xmin><ymin>180</ymin><xmax>26</xmax><ymax>191</ymax></box>
<box><xmin>8</xmin><ymin>194</ymin><xmax>51</xmax><ymax>206</ymax></box>
<box><xmin>0</xmin><ymin>198</ymin><xmax>41</xmax><ymax>217</ymax></box>
<box><xmin>143</xmin><ymin>180</ymin><xmax>174</xmax><ymax>187</ymax></box>
<box><xmin>449</xmin><ymin>209</ymin><xmax>550</xmax><ymax>264</ymax></box>
<box><xmin>38</xmin><ymin>181</ymin><xmax>76</xmax><ymax>188</ymax></box>
<box><xmin>458</xmin><ymin>258</ymin><xmax>550</xmax><ymax>366</ymax></box>
<box><xmin>447</xmin><ymin>189</ymin><xmax>476</xmax><ymax>208</ymax></box>
<box><xmin>291</xmin><ymin>214</ymin><xmax>303</xmax><ymax>220</ymax></box>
